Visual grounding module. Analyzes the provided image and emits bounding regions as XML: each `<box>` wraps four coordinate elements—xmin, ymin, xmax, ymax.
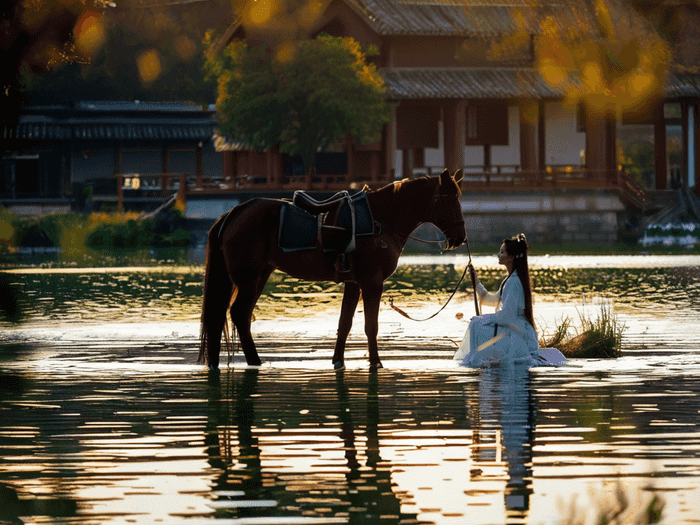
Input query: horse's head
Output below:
<box><xmin>432</xmin><ymin>169</ymin><xmax>466</xmax><ymax>250</ymax></box>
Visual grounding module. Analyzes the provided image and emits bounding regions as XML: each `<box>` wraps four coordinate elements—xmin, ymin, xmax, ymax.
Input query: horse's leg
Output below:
<box><xmin>332</xmin><ymin>281</ymin><xmax>361</xmax><ymax>370</ymax></box>
<box><xmin>230</xmin><ymin>267</ymin><xmax>274</xmax><ymax>366</ymax></box>
<box><xmin>361</xmin><ymin>283</ymin><xmax>384</xmax><ymax>369</ymax></box>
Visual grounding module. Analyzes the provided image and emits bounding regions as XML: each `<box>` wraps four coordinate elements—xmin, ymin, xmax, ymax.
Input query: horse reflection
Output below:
<box><xmin>468</xmin><ymin>365</ymin><xmax>536</xmax><ymax>517</ymax></box>
<box><xmin>205</xmin><ymin>369</ymin><xmax>416</xmax><ymax>522</ymax></box>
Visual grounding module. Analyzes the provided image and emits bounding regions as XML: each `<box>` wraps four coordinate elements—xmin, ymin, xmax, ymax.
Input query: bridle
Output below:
<box><xmin>430</xmin><ymin>178</ymin><xmax>465</xmax><ymax>249</ymax></box>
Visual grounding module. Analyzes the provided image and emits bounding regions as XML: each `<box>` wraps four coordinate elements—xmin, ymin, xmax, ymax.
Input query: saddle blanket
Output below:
<box><xmin>278</xmin><ymin>192</ymin><xmax>374</xmax><ymax>252</ymax></box>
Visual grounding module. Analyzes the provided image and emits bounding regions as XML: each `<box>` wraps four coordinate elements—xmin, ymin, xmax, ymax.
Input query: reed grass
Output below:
<box><xmin>539</xmin><ymin>303</ymin><xmax>625</xmax><ymax>358</ymax></box>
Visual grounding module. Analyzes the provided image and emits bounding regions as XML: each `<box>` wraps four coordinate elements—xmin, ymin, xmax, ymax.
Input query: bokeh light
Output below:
<box><xmin>74</xmin><ymin>12</ymin><xmax>106</xmax><ymax>58</ymax></box>
<box><xmin>137</xmin><ymin>49</ymin><xmax>162</xmax><ymax>85</ymax></box>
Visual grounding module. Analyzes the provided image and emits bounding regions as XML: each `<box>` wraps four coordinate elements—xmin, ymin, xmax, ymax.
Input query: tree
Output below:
<box><xmin>206</xmin><ymin>34</ymin><xmax>391</xmax><ymax>174</ymax></box>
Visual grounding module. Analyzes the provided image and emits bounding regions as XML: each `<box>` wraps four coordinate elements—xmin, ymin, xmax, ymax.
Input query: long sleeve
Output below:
<box><xmin>488</xmin><ymin>276</ymin><xmax>522</xmax><ymax>328</ymax></box>
<box><xmin>474</xmin><ymin>277</ymin><xmax>500</xmax><ymax>308</ymax></box>
<box><xmin>479</xmin><ymin>272</ymin><xmax>524</xmax><ymax>334</ymax></box>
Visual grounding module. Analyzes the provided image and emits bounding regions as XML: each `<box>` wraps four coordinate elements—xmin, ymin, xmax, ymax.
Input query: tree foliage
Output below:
<box><xmin>205</xmin><ymin>35</ymin><xmax>391</xmax><ymax>173</ymax></box>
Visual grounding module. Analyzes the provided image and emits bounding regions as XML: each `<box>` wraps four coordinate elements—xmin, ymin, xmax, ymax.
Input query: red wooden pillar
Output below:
<box><xmin>222</xmin><ymin>151</ymin><xmax>234</xmax><ymax>189</ymax></box>
<box><xmin>654</xmin><ymin>103</ymin><xmax>667</xmax><ymax>190</ymax></box>
<box><xmin>382</xmin><ymin>106</ymin><xmax>396</xmax><ymax>182</ymax></box>
<box><xmin>116</xmin><ymin>173</ymin><xmax>124</xmax><ymax>213</ymax></box>
<box><xmin>443</xmin><ymin>99</ymin><xmax>467</xmax><ymax>173</ymax></box>
<box><xmin>413</xmin><ymin>148</ymin><xmax>425</xmax><ymax>169</ymax></box>
<box><xmin>537</xmin><ymin>100</ymin><xmax>546</xmax><ymax>181</ymax></box>
<box><xmin>402</xmin><ymin>148</ymin><xmax>412</xmax><ymax>179</ymax></box>
<box><xmin>519</xmin><ymin>100</ymin><xmax>538</xmax><ymax>182</ymax></box>
<box><xmin>178</xmin><ymin>172</ymin><xmax>186</xmax><ymax>206</ymax></box>
<box><xmin>346</xmin><ymin>135</ymin><xmax>354</xmax><ymax>185</ymax></box>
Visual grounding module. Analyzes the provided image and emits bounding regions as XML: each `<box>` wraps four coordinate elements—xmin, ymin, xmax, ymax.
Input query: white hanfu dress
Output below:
<box><xmin>454</xmin><ymin>270</ymin><xmax>566</xmax><ymax>368</ymax></box>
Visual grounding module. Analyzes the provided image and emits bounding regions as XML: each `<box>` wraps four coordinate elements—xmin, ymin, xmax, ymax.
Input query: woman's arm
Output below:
<box><xmin>473</xmin><ymin>276</ymin><xmax>500</xmax><ymax>308</ymax></box>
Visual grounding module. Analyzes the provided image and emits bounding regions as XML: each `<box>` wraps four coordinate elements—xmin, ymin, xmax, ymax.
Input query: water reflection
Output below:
<box><xmin>471</xmin><ymin>366</ymin><xmax>535</xmax><ymax>519</ymax></box>
<box><xmin>2</xmin><ymin>257</ymin><xmax>699</xmax><ymax>329</ymax></box>
<box><xmin>205</xmin><ymin>368</ymin><xmax>415</xmax><ymax>523</ymax></box>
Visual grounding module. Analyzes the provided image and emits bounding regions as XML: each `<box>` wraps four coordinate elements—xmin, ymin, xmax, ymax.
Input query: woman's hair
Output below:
<box><xmin>503</xmin><ymin>233</ymin><xmax>535</xmax><ymax>329</ymax></box>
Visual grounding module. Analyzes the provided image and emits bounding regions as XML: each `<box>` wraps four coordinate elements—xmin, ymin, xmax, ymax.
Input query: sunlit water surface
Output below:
<box><xmin>1</xmin><ymin>255</ymin><xmax>700</xmax><ymax>524</ymax></box>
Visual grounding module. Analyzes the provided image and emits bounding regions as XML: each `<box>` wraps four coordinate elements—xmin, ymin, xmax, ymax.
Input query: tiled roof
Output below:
<box><xmin>665</xmin><ymin>72</ymin><xmax>700</xmax><ymax>98</ymax></box>
<box><xmin>4</xmin><ymin>103</ymin><xmax>216</xmax><ymax>142</ymax></box>
<box><xmin>343</xmin><ymin>0</ymin><xmax>597</xmax><ymax>36</ymax></box>
<box><xmin>380</xmin><ymin>67</ymin><xmax>564</xmax><ymax>98</ymax></box>
<box><xmin>380</xmin><ymin>68</ymin><xmax>700</xmax><ymax>100</ymax></box>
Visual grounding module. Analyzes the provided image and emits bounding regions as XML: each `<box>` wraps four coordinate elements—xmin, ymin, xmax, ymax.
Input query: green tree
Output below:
<box><xmin>206</xmin><ymin>35</ymin><xmax>391</xmax><ymax>174</ymax></box>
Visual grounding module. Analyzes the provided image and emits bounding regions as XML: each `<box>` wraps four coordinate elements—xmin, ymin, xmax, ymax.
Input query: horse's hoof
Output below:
<box><xmin>369</xmin><ymin>361</ymin><xmax>383</xmax><ymax>369</ymax></box>
<box><xmin>208</xmin><ymin>364</ymin><xmax>220</xmax><ymax>372</ymax></box>
<box><xmin>333</xmin><ymin>361</ymin><xmax>345</xmax><ymax>370</ymax></box>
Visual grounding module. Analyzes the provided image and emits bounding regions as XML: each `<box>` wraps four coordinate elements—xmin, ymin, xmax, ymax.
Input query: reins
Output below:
<box><xmin>388</xmin><ymin>231</ymin><xmax>480</xmax><ymax>323</ymax></box>
<box><xmin>387</xmin><ymin>178</ymin><xmax>481</xmax><ymax>322</ymax></box>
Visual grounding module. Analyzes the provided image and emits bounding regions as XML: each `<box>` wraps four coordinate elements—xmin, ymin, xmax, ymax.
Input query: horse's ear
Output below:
<box><xmin>453</xmin><ymin>169</ymin><xmax>463</xmax><ymax>184</ymax></box>
<box><xmin>439</xmin><ymin>168</ymin><xmax>450</xmax><ymax>185</ymax></box>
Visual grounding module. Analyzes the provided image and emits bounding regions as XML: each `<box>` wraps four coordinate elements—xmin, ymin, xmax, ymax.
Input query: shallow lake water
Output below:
<box><xmin>1</xmin><ymin>255</ymin><xmax>700</xmax><ymax>524</ymax></box>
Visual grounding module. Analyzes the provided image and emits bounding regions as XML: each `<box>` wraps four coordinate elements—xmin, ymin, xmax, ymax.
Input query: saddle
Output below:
<box><xmin>278</xmin><ymin>190</ymin><xmax>375</xmax><ymax>281</ymax></box>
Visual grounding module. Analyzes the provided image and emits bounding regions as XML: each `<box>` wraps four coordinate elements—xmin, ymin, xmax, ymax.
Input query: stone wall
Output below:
<box><xmin>408</xmin><ymin>189</ymin><xmax>634</xmax><ymax>251</ymax></box>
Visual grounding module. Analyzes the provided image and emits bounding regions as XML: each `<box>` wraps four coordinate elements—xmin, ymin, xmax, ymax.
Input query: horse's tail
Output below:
<box><xmin>198</xmin><ymin>214</ymin><xmax>235</xmax><ymax>365</ymax></box>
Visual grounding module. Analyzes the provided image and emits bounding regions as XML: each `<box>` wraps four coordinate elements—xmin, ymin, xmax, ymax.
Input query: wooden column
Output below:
<box><xmin>265</xmin><ymin>147</ymin><xmax>275</xmax><ymax>189</ymax></box>
<box><xmin>346</xmin><ymin>135</ymin><xmax>354</xmax><ymax>185</ymax></box>
<box><xmin>681</xmin><ymin>100</ymin><xmax>689</xmax><ymax>188</ymax></box>
<box><xmin>196</xmin><ymin>142</ymin><xmax>203</xmax><ymax>190</ymax></box>
<box><xmin>654</xmin><ymin>103</ymin><xmax>667</xmax><ymax>190</ymax></box>
<box><xmin>605</xmin><ymin>109</ymin><xmax>617</xmax><ymax>183</ymax></box>
<box><xmin>402</xmin><ymin>148</ymin><xmax>413</xmax><ymax>179</ymax></box>
<box><xmin>585</xmin><ymin>104</ymin><xmax>609</xmax><ymax>174</ymax></box>
<box><xmin>690</xmin><ymin>100</ymin><xmax>700</xmax><ymax>190</ymax></box>
<box><xmin>161</xmin><ymin>147</ymin><xmax>170</xmax><ymax>195</ymax></box>
<box><xmin>443</xmin><ymin>99</ymin><xmax>467</xmax><ymax>173</ymax></box>
<box><xmin>483</xmin><ymin>145</ymin><xmax>491</xmax><ymax>173</ymax></box>
<box><xmin>382</xmin><ymin>105</ymin><xmax>397</xmax><ymax>182</ymax></box>
<box><xmin>538</xmin><ymin>100</ymin><xmax>546</xmax><ymax>178</ymax></box>
<box><xmin>222</xmin><ymin>151</ymin><xmax>233</xmax><ymax>189</ymax></box>
<box><xmin>413</xmin><ymin>148</ymin><xmax>425</xmax><ymax>169</ymax></box>
<box><xmin>519</xmin><ymin>100</ymin><xmax>538</xmax><ymax>173</ymax></box>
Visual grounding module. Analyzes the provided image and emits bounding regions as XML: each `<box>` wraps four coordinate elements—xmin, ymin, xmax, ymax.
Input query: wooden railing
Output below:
<box><xmin>414</xmin><ymin>166</ymin><xmax>646</xmax><ymax>211</ymax></box>
<box><xmin>108</xmin><ymin>167</ymin><xmax>647</xmax><ymax>213</ymax></box>
<box><xmin>115</xmin><ymin>172</ymin><xmax>186</xmax><ymax>212</ymax></box>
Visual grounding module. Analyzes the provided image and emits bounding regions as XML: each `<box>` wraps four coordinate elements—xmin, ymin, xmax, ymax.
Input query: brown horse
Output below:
<box><xmin>198</xmin><ymin>169</ymin><xmax>466</xmax><ymax>370</ymax></box>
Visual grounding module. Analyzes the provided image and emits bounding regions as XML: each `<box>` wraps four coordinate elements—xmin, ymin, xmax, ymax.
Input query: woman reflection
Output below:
<box><xmin>454</xmin><ymin>233</ymin><xmax>566</xmax><ymax>368</ymax></box>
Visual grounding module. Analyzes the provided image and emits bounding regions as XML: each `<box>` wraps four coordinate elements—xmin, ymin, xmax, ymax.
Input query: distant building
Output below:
<box><xmin>208</xmin><ymin>0</ymin><xmax>700</xmax><ymax>204</ymax></box>
<box><xmin>1</xmin><ymin>101</ymin><xmax>219</xmax><ymax>214</ymax></box>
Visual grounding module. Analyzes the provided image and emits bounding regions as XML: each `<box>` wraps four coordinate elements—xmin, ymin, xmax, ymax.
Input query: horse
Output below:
<box><xmin>198</xmin><ymin>168</ymin><xmax>466</xmax><ymax>370</ymax></box>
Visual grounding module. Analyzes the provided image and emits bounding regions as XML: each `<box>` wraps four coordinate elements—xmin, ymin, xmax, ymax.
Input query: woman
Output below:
<box><xmin>454</xmin><ymin>233</ymin><xmax>566</xmax><ymax>368</ymax></box>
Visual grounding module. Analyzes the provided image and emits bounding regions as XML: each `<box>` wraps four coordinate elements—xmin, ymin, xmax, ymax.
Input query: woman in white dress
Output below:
<box><xmin>454</xmin><ymin>233</ymin><xmax>566</xmax><ymax>368</ymax></box>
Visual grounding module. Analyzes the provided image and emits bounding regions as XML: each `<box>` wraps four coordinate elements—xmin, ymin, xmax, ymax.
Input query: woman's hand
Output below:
<box><xmin>468</xmin><ymin>263</ymin><xmax>477</xmax><ymax>283</ymax></box>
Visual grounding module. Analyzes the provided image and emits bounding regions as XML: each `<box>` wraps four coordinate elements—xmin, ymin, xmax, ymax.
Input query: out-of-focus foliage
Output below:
<box><xmin>25</xmin><ymin>0</ymin><xmax>232</xmax><ymax>104</ymax></box>
<box><xmin>1</xmin><ymin>208</ymin><xmax>190</xmax><ymax>254</ymax></box>
<box><xmin>459</xmin><ymin>0</ymin><xmax>684</xmax><ymax>117</ymax></box>
<box><xmin>535</xmin><ymin>3</ymin><xmax>671</xmax><ymax>116</ymax></box>
<box><xmin>206</xmin><ymin>34</ymin><xmax>390</xmax><ymax>173</ymax></box>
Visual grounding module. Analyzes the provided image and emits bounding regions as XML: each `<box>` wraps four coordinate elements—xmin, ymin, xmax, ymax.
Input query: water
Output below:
<box><xmin>1</xmin><ymin>255</ymin><xmax>700</xmax><ymax>524</ymax></box>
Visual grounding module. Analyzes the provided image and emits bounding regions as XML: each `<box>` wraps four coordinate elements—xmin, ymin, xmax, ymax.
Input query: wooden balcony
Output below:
<box><xmin>108</xmin><ymin>167</ymin><xmax>647</xmax><ymax>213</ymax></box>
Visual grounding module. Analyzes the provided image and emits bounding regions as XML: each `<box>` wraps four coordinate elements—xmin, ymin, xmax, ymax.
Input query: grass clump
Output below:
<box><xmin>539</xmin><ymin>302</ymin><xmax>625</xmax><ymax>358</ymax></box>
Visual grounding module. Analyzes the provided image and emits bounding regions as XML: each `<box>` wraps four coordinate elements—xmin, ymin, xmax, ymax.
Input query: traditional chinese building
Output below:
<box><xmin>208</xmin><ymin>0</ymin><xmax>700</xmax><ymax>210</ymax></box>
<box><xmin>1</xmin><ymin>101</ymin><xmax>219</xmax><ymax>214</ymax></box>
